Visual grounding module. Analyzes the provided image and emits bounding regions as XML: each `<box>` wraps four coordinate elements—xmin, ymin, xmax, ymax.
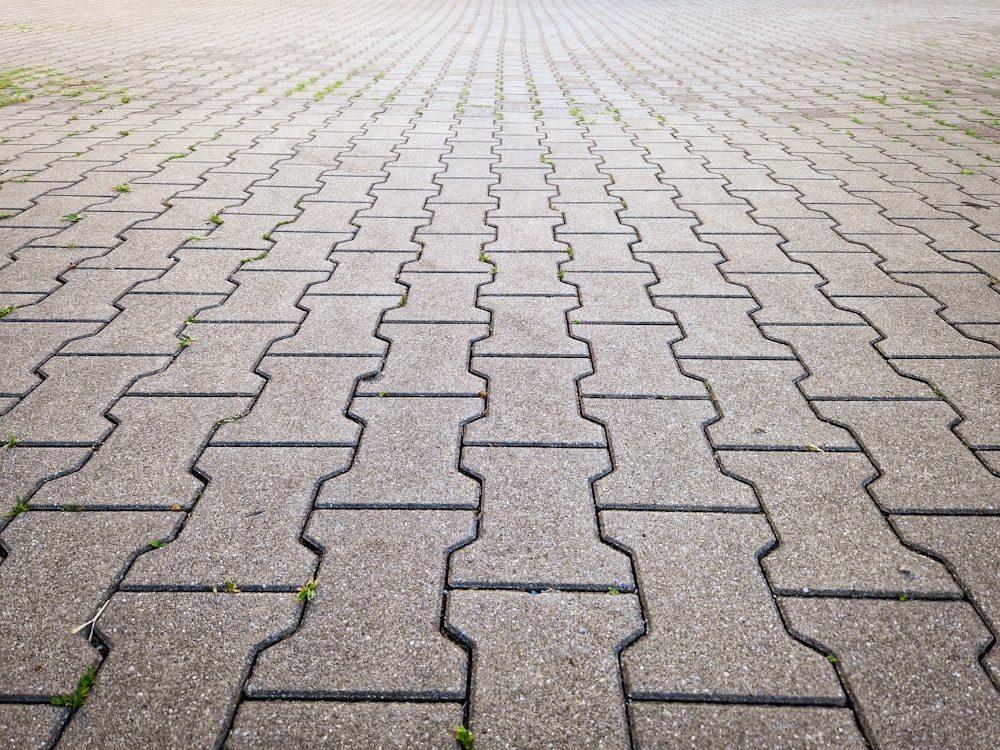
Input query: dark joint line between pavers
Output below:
<box><xmin>627</xmin><ymin>693</ymin><xmax>847</xmax><ymax>708</ymax></box>
<box><xmin>243</xmin><ymin>690</ymin><xmax>465</xmax><ymax>702</ymax></box>
<box><xmin>314</xmin><ymin>502</ymin><xmax>480</xmax><ymax>511</ymax></box>
<box><xmin>712</xmin><ymin>445</ymin><xmax>864</xmax><ymax>453</ymax></box>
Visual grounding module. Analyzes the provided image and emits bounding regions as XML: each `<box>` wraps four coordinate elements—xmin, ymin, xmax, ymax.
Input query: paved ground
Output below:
<box><xmin>1</xmin><ymin>0</ymin><xmax>999</xmax><ymax>747</ymax></box>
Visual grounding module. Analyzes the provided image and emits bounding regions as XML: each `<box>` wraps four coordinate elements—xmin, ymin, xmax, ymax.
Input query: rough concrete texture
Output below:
<box><xmin>1</xmin><ymin>0</ymin><xmax>999</xmax><ymax>747</ymax></box>
<box><xmin>629</xmin><ymin>704</ymin><xmax>866</xmax><ymax>750</ymax></box>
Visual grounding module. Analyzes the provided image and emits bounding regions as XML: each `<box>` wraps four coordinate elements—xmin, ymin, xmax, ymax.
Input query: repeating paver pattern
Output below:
<box><xmin>1</xmin><ymin>1</ymin><xmax>999</xmax><ymax>748</ymax></box>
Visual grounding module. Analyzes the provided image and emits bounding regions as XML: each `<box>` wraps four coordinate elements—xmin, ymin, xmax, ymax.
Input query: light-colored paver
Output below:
<box><xmin>1</xmin><ymin>1</ymin><xmax>999</xmax><ymax>747</ymax></box>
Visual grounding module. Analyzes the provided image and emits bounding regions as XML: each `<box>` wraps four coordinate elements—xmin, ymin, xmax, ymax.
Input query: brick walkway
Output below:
<box><xmin>1</xmin><ymin>1</ymin><xmax>999</xmax><ymax>747</ymax></box>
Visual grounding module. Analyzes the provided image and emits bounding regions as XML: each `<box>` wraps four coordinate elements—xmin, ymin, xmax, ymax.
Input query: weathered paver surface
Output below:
<box><xmin>1</xmin><ymin>0</ymin><xmax>999</xmax><ymax>747</ymax></box>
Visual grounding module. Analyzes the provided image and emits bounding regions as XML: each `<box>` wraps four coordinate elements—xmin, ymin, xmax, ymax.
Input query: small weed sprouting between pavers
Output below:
<box><xmin>241</xmin><ymin>252</ymin><xmax>268</xmax><ymax>263</ymax></box>
<box><xmin>50</xmin><ymin>666</ymin><xmax>97</xmax><ymax>712</ymax></box>
<box><xmin>148</xmin><ymin>539</ymin><xmax>164</xmax><ymax>549</ymax></box>
<box><xmin>216</xmin><ymin>414</ymin><xmax>243</xmax><ymax>427</ymax></box>
<box><xmin>899</xmin><ymin>593</ymin><xmax>911</xmax><ymax>602</ymax></box>
<box><xmin>61</xmin><ymin>504</ymin><xmax>84</xmax><ymax>512</ymax></box>
<box><xmin>178</xmin><ymin>334</ymin><xmax>194</xmax><ymax>348</ymax></box>
<box><xmin>455</xmin><ymin>725</ymin><xmax>474</xmax><ymax>750</ymax></box>
<box><xmin>5</xmin><ymin>434</ymin><xmax>15</xmax><ymax>449</ymax></box>
<box><xmin>805</xmin><ymin>444</ymin><xmax>824</xmax><ymax>453</ymax></box>
<box><xmin>297</xmin><ymin>575</ymin><xmax>319</xmax><ymax>602</ymax></box>
<box><xmin>117</xmin><ymin>130</ymin><xmax>129</xmax><ymax>136</ymax></box>
<box><xmin>61</xmin><ymin>213</ymin><xmax>84</xmax><ymax>223</ymax></box>
<box><xmin>0</xmin><ymin>213</ymin><xmax>13</xmax><ymax>220</ymax></box>
<box><xmin>113</xmin><ymin>183</ymin><xmax>130</xmax><ymax>193</ymax></box>
<box><xmin>608</xmin><ymin>587</ymin><xmax>620</xmax><ymax>595</ymax></box>
<box><xmin>208</xmin><ymin>213</ymin><xmax>223</xmax><ymax>226</ymax></box>
<box><xmin>4</xmin><ymin>496</ymin><xmax>29</xmax><ymax>519</ymax></box>
<box><xmin>223</xmin><ymin>578</ymin><xmax>241</xmax><ymax>594</ymax></box>
<box><xmin>826</xmin><ymin>654</ymin><xmax>838</xmax><ymax>664</ymax></box>
<box><xmin>398</xmin><ymin>293</ymin><xmax>408</xmax><ymax>307</ymax></box>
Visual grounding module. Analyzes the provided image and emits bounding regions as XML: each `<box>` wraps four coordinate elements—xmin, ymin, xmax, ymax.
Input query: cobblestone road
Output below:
<box><xmin>1</xmin><ymin>1</ymin><xmax>999</xmax><ymax>747</ymax></box>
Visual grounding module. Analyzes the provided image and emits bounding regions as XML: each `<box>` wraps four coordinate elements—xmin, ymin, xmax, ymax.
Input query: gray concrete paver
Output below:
<box><xmin>450</xmin><ymin>447</ymin><xmax>632</xmax><ymax>589</ymax></box>
<box><xmin>0</xmin><ymin>705</ymin><xmax>65</xmax><ymax>749</ymax></box>
<box><xmin>247</xmin><ymin>510</ymin><xmax>473</xmax><ymax>697</ymax></box>
<box><xmin>629</xmin><ymin>704</ymin><xmax>866</xmax><ymax>750</ymax></box>
<box><xmin>2</xmin><ymin>1</ymin><xmax>1000</xmax><ymax>746</ymax></box>
<box><xmin>816</xmin><ymin>400</ymin><xmax>999</xmax><ymax>512</ymax></box>
<box><xmin>782</xmin><ymin>599</ymin><xmax>1000</xmax><ymax>750</ymax></box>
<box><xmin>0</xmin><ymin>510</ymin><xmax>181</xmax><ymax>696</ymax></box>
<box><xmin>446</xmin><ymin>590</ymin><xmax>642</xmax><ymax>750</ymax></box>
<box><xmin>720</xmin><ymin>451</ymin><xmax>959</xmax><ymax>596</ymax></box>
<box><xmin>604</xmin><ymin>511</ymin><xmax>843</xmax><ymax>702</ymax></box>
<box><xmin>226</xmin><ymin>702</ymin><xmax>464</xmax><ymax>749</ymax></box>
<box><xmin>57</xmin><ymin>592</ymin><xmax>298</xmax><ymax>749</ymax></box>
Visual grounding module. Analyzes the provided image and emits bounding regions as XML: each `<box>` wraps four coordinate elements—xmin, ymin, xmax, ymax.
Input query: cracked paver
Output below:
<box><xmin>1</xmin><ymin>1</ymin><xmax>999</xmax><ymax>748</ymax></box>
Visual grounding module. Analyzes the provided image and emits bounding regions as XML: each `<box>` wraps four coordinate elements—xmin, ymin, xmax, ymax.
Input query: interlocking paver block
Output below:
<box><xmin>641</xmin><ymin>252</ymin><xmax>752</xmax><ymax>297</ymax></box>
<box><xmin>603</xmin><ymin>511</ymin><xmax>842</xmax><ymax>701</ymax></box>
<box><xmin>761</xmin><ymin>324</ymin><xmax>932</xmax><ymax>399</ymax></box>
<box><xmin>892</xmin><ymin>358</ymin><xmax>1000</xmax><ymax>447</ymax></box>
<box><xmin>816</xmin><ymin>400</ymin><xmax>999</xmax><ymax>512</ymax></box>
<box><xmin>782</xmin><ymin>599</ymin><xmax>1000</xmax><ymax>750</ymax></box>
<box><xmin>8</xmin><ymin>269</ymin><xmax>158</xmax><ymax>322</ymax></box>
<box><xmin>786</xmin><ymin>250</ymin><xmax>917</xmax><ymax>296</ymax></box>
<box><xmin>227</xmin><ymin>701</ymin><xmax>463</xmax><ymax>749</ymax></box>
<box><xmin>836</xmin><ymin>296</ymin><xmax>998</xmax><ymax>358</ymax></box>
<box><xmin>269</xmin><ymin>296</ymin><xmax>390</xmax><ymax>356</ymax></box>
<box><xmin>729</xmin><ymin>272</ymin><xmax>861</xmax><ymax>325</ymax></box>
<box><xmin>61</xmin><ymin>294</ymin><xmax>213</xmax><ymax>356</ymax></box>
<box><xmin>892</xmin><ymin>515</ymin><xmax>1000</xmax><ymax>677</ymax></box>
<box><xmin>446</xmin><ymin>590</ymin><xmax>642</xmax><ymax>750</ymax></box>
<box><xmin>247</xmin><ymin>510</ymin><xmax>473</xmax><ymax>697</ymax></box>
<box><xmin>197</xmin><ymin>271</ymin><xmax>325</xmax><ymax>323</ymax></box>
<box><xmin>564</xmin><ymin>272</ymin><xmax>674</xmax><ymax>324</ymax></box>
<box><xmin>466</xmin><ymin>357</ymin><xmax>604</xmax><ymax>447</ymax></box>
<box><xmin>212</xmin><ymin>357</ymin><xmax>372</xmax><ymax>445</ymax></box>
<box><xmin>484</xmin><ymin>218</ymin><xmax>565</xmax><ymax>253</ymax></box>
<box><xmin>126</xmin><ymin>446</ymin><xmax>351</xmax><ymax>589</ymax></box>
<box><xmin>358</xmin><ymin>324</ymin><xmax>487</xmax><ymax>396</ymax></box>
<box><xmin>130</xmin><ymin>323</ymin><xmax>295</xmax><ymax>396</ymax></box>
<box><xmin>0</xmin><ymin>446</ymin><xmax>90</xmax><ymax>503</ymax></box>
<box><xmin>0</xmin><ymin>355</ymin><xmax>168</xmax><ymax>444</ymax></box>
<box><xmin>31</xmin><ymin>395</ymin><xmax>248</xmax><ymax>509</ymax></box>
<box><xmin>0</xmin><ymin>247</ymin><xmax>98</xmax><ymax>295</ymax></box>
<box><xmin>587</xmin><ymin>399</ymin><xmax>757</xmax><ymax>510</ymax></box>
<box><xmin>0</xmin><ymin>321</ymin><xmax>102</xmax><ymax>393</ymax></box>
<box><xmin>129</xmin><ymin>249</ymin><xmax>245</xmax><ymax>295</ymax></box>
<box><xmin>307</xmin><ymin>252</ymin><xmax>406</xmax><ymax>296</ymax></box>
<box><xmin>630</xmin><ymin>704</ymin><xmax>866</xmax><ymax>750</ymax></box>
<box><xmin>318</xmin><ymin>397</ymin><xmax>480</xmax><ymax>508</ymax></box>
<box><xmin>58</xmin><ymin>592</ymin><xmax>298</xmax><ymax>749</ymax></box>
<box><xmin>382</xmin><ymin>273</ymin><xmax>490</xmax><ymax>323</ymax></box>
<box><xmin>576</xmin><ymin>323</ymin><xmax>704</xmax><ymax>398</ymax></box>
<box><xmin>665</xmin><ymin>298</ymin><xmax>792</xmax><ymax>359</ymax></box>
<box><xmin>334</xmin><ymin>218</ymin><xmax>425</xmax><ymax>253</ymax></box>
<box><xmin>473</xmin><ymin>296</ymin><xmax>586</xmax><ymax>357</ymax></box>
<box><xmin>0</xmin><ymin>705</ymin><xmax>65</xmax><ymax>750</ymax></box>
<box><xmin>479</xmin><ymin>253</ymin><xmax>576</xmax><ymax>295</ymax></box>
<box><xmin>0</xmin><ymin>510</ymin><xmax>180</xmax><ymax>696</ymax></box>
<box><xmin>721</xmin><ymin>451</ymin><xmax>959</xmax><ymax>596</ymax></box>
<box><xmin>690</xmin><ymin>359</ymin><xmax>857</xmax><ymax>450</ymax></box>
<box><xmin>450</xmin><ymin>447</ymin><xmax>632</xmax><ymax>589</ymax></box>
